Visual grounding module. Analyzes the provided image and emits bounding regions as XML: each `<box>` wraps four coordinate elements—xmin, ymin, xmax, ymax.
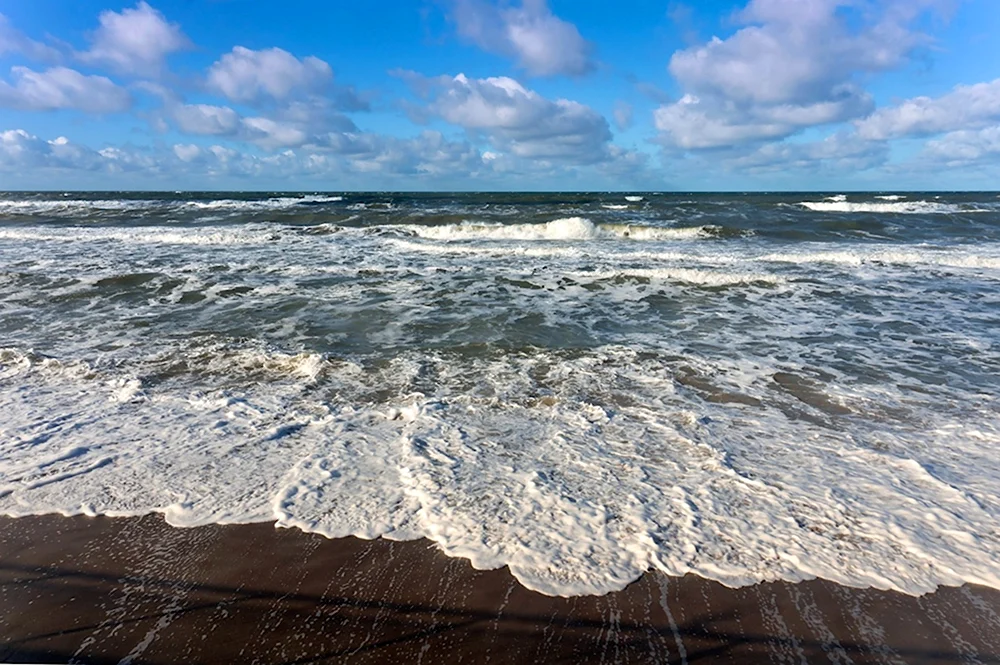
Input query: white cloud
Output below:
<box><xmin>725</xmin><ymin>132</ymin><xmax>889</xmax><ymax>173</ymax></box>
<box><xmin>0</xmin><ymin>66</ymin><xmax>130</xmax><ymax>113</ymax></box>
<box><xmin>241</xmin><ymin>116</ymin><xmax>309</xmax><ymax>149</ymax></box>
<box><xmin>655</xmin><ymin>92</ymin><xmax>872</xmax><ymax>150</ymax></box>
<box><xmin>337</xmin><ymin>130</ymin><xmax>486</xmax><ymax>176</ymax></box>
<box><xmin>231</xmin><ymin>101</ymin><xmax>361</xmax><ymax>149</ymax></box>
<box><xmin>0</xmin><ymin>126</ymin><xmax>483</xmax><ymax>182</ymax></box>
<box><xmin>0</xmin><ymin>13</ymin><xmax>61</xmax><ymax>62</ymax></box>
<box><xmin>670</xmin><ymin>0</ymin><xmax>927</xmax><ymax>105</ymax></box>
<box><xmin>923</xmin><ymin>126</ymin><xmax>1000</xmax><ymax>165</ymax></box>
<box><xmin>656</xmin><ymin>0</ymin><xmax>944</xmax><ymax>149</ymax></box>
<box><xmin>451</xmin><ymin>0</ymin><xmax>594</xmax><ymax>76</ymax></box>
<box><xmin>0</xmin><ymin>129</ymin><xmax>51</xmax><ymax>167</ymax></box>
<box><xmin>415</xmin><ymin>73</ymin><xmax>612</xmax><ymax>162</ymax></box>
<box><xmin>856</xmin><ymin>78</ymin><xmax>1000</xmax><ymax>140</ymax></box>
<box><xmin>172</xmin><ymin>143</ymin><xmax>201</xmax><ymax>162</ymax></box>
<box><xmin>80</xmin><ymin>2</ymin><xmax>190</xmax><ymax>76</ymax></box>
<box><xmin>654</xmin><ymin>95</ymin><xmax>789</xmax><ymax>149</ymax></box>
<box><xmin>170</xmin><ymin>103</ymin><xmax>241</xmax><ymax>135</ymax></box>
<box><xmin>153</xmin><ymin>88</ymin><xmax>360</xmax><ymax>149</ymax></box>
<box><xmin>0</xmin><ymin>129</ymin><xmax>104</xmax><ymax>170</ymax></box>
<box><xmin>207</xmin><ymin>46</ymin><xmax>333</xmax><ymax>103</ymax></box>
<box><xmin>274</xmin><ymin>100</ymin><xmax>360</xmax><ymax>133</ymax></box>
<box><xmin>0</xmin><ymin>126</ymin><xmax>659</xmax><ymax>189</ymax></box>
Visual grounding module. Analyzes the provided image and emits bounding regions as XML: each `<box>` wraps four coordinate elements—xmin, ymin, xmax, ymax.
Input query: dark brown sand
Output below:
<box><xmin>1</xmin><ymin>515</ymin><xmax>999</xmax><ymax>664</ymax></box>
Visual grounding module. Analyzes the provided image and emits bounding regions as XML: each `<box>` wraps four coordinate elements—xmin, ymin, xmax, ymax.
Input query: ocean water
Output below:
<box><xmin>1</xmin><ymin>190</ymin><xmax>999</xmax><ymax>596</ymax></box>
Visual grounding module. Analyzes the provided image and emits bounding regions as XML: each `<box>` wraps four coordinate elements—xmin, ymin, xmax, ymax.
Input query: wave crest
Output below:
<box><xmin>406</xmin><ymin>218</ymin><xmax>713</xmax><ymax>241</ymax></box>
<box><xmin>800</xmin><ymin>200</ymin><xmax>987</xmax><ymax>214</ymax></box>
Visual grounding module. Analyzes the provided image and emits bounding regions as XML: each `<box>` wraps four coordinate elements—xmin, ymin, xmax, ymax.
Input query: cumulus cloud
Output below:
<box><xmin>923</xmin><ymin>126</ymin><xmax>1000</xmax><ymax>165</ymax></box>
<box><xmin>0</xmin><ymin>129</ymin><xmax>105</xmax><ymax>170</ymax></box>
<box><xmin>410</xmin><ymin>72</ymin><xmax>612</xmax><ymax>162</ymax></box>
<box><xmin>725</xmin><ymin>132</ymin><xmax>889</xmax><ymax>172</ymax></box>
<box><xmin>654</xmin><ymin>93</ymin><xmax>871</xmax><ymax>150</ymax></box>
<box><xmin>157</xmin><ymin>99</ymin><xmax>362</xmax><ymax>150</ymax></box>
<box><xmin>207</xmin><ymin>46</ymin><xmax>334</xmax><ymax>103</ymax></box>
<box><xmin>0</xmin><ymin>66</ymin><xmax>131</xmax><ymax>113</ymax></box>
<box><xmin>170</xmin><ymin>103</ymin><xmax>241</xmax><ymax>135</ymax></box>
<box><xmin>0</xmin><ymin>125</ymin><xmax>658</xmax><ymax>189</ymax></box>
<box><xmin>274</xmin><ymin>100</ymin><xmax>360</xmax><ymax>134</ymax></box>
<box><xmin>80</xmin><ymin>2</ymin><xmax>190</xmax><ymax>76</ymax></box>
<box><xmin>240</xmin><ymin>116</ymin><xmax>309</xmax><ymax>149</ymax></box>
<box><xmin>332</xmin><ymin>130</ymin><xmax>487</xmax><ymax>176</ymax></box>
<box><xmin>856</xmin><ymin>78</ymin><xmax>1000</xmax><ymax>140</ymax></box>
<box><xmin>654</xmin><ymin>95</ymin><xmax>789</xmax><ymax>149</ymax></box>
<box><xmin>451</xmin><ymin>0</ymin><xmax>594</xmax><ymax>76</ymax></box>
<box><xmin>656</xmin><ymin>0</ymin><xmax>945</xmax><ymax>149</ymax></box>
<box><xmin>158</xmin><ymin>100</ymin><xmax>355</xmax><ymax>149</ymax></box>
<box><xmin>0</xmin><ymin>126</ymin><xmax>486</xmax><ymax>183</ymax></box>
<box><xmin>147</xmin><ymin>80</ymin><xmax>361</xmax><ymax>150</ymax></box>
<box><xmin>172</xmin><ymin>143</ymin><xmax>201</xmax><ymax>162</ymax></box>
<box><xmin>1</xmin><ymin>127</ymin><xmax>204</xmax><ymax>178</ymax></box>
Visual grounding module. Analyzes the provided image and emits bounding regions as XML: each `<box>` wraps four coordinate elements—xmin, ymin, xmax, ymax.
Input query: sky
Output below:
<box><xmin>0</xmin><ymin>0</ymin><xmax>998</xmax><ymax>191</ymax></box>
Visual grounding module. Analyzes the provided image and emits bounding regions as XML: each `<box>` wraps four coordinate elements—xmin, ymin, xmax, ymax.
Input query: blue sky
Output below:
<box><xmin>0</xmin><ymin>0</ymin><xmax>998</xmax><ymax>190</ymax></box>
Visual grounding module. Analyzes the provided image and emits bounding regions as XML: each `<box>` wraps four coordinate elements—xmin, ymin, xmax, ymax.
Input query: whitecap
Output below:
<box><xmin>403</xmin><ymin>218</ymin><xmax>711</xmax><ymax>242</ymax></box>
<box><xmin>799</xmin><ymin>200</ymin><xmax>986</xmax><ymax>214</ymax></box>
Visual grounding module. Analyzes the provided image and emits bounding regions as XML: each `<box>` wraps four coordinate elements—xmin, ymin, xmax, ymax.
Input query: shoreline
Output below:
<box><xmin>1</xmin><ymin>514</ymin><xmax>999</xmax><ymax>664</ymax></box>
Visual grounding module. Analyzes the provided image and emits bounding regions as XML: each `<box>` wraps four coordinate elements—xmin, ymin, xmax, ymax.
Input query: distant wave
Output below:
<box><xmin>0</xmin><ymin>195</ymin><xmax>344</xmax><ymax>216</ymax></box>
<box><xmin>800</xmin><ymin>200</ymin><xmax>987</xmax><ymax>214</ymax></box>
<box><xmin>403</xmin><ymin>217</ymin><xmax>712</xmax><ymax>241</ymax></box>
<box><xmin>184</xmin><ymin>195</ymin><xmax>344</xmax><ymax>210</ymax></box>
<box><xmin>761</xmin><ymin>248</ymin><xmax>1000</xmax><ymax>272</ymax></box>
<box><xmin>0</xmin><ymin>198</ymin><xmax>163</xmax><ymax>213</ymax></box>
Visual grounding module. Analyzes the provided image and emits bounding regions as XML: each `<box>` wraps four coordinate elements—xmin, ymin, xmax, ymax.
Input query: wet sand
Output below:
<box><xmin>1</xmin><ymin>514</ymin><xmax>998</xmax><ymax>664</ymax></box>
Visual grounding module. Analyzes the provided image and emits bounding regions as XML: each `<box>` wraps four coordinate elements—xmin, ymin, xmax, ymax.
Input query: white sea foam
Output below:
<box><xmin>571</xmin><ymin>268</ymin><xmax>784</xmax><ymax>287</ymax></box>
<box><xmin>875</xmin><ymin>195</ymin><xmax>905</xmax><ymax>201</ymax></box>
<box><xmin>601</xmin><ymin>204</ymin><xmax>629</xmax><ymax>210</ymax></box>
<box><xmin>405</xmin><ymin>218</ymin><xmax>711</xmax><ymax>242</ymax></box>
<box><xmin>760</xmin><ymin>248</ymin><xmax>1000</xmax><ymax>272</ymax></box>
<box><xmin>3</xmin><ymin>192</ymin><xmax>1000</xmax><ymax>599</ymax></box>
<box><xmin>2</xmin><ymin>344</ymin><xmax>999</xmax><ymax>597</ymax></box>
<box><xmin>185</xmin><ymin>195</ymin><xmax>343</xmax><ymax>211</ymax></box>
<box><xmin>0</xmin><ymin>225</ymin><xmax>277</xmax><ymax>246</ymax></box>
<box><xmin>0</xmin><ymin>195</ymin><xmax>344</xmax><ymax>217</ymax></box>
<box><xmin>412</xmin><ymin>217</ymin><xmax>600</xmax><ymax>240</ymax></box>
<box><xmin>0</xmin><ymin>199</ymin><xmax>162</xmax><ymax>214</ymax></box>
<box><xmin>800</xmin><ymin>200</ymin><xmax>985</xmax><ymax>214</ymax></box>
<box><xmin>347</xmin><ymin>202</ymin><xmax>393</xmax><ymax>211</ymax></box>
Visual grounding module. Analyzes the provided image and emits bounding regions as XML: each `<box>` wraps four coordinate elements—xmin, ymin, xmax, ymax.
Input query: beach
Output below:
<box><xmin>2</xmin><ymin>0</ymin><xmax>999</xmax><ymax>658</ymax></box>
<box><xmin>2</xmin><ymin>513</ymin><xmax>999</xmax><ymax>664</ymax></box>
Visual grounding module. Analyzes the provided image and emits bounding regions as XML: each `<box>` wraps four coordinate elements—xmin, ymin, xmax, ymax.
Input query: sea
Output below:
<box><xmin>1</xmin><ymin>191</ymin><xmax>998</xmax><ymax>596</ymax></box>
